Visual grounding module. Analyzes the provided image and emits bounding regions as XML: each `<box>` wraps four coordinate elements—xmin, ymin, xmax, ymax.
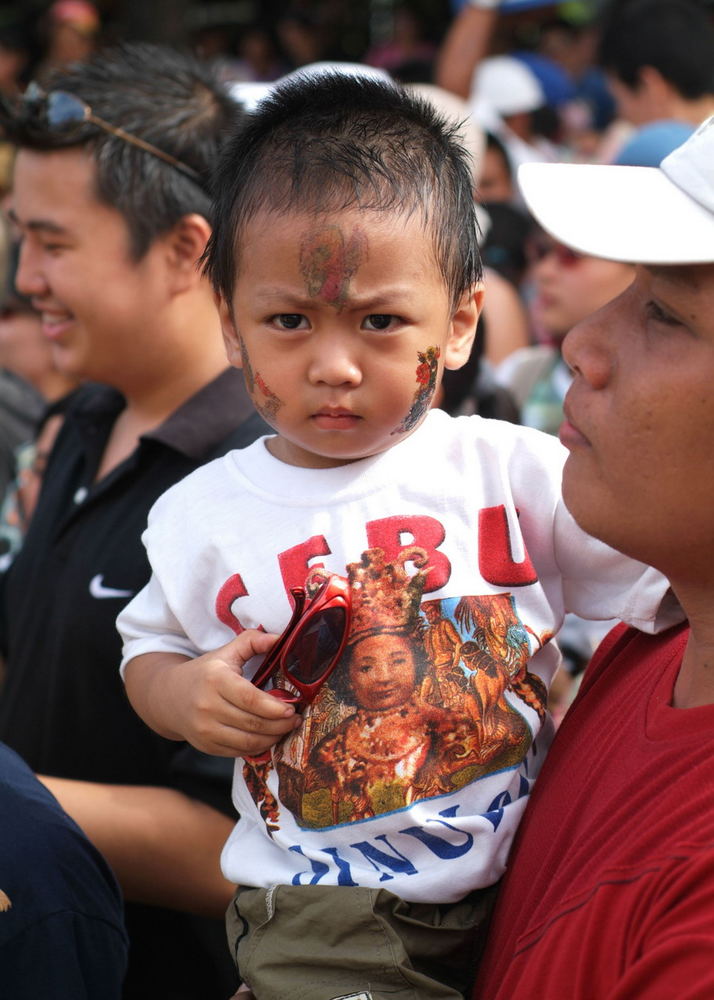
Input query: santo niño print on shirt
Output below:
<box><xmin>215</xmin><ymin>514</ymin><xmax>551</xmax><ymax>834</ymax></box>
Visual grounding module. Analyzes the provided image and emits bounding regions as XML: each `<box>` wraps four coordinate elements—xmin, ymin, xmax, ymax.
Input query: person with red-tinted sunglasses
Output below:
<box><xmin>506</xmin><ymin>230</ymin><xmax>635</xmax><ymax>437</ymax></box>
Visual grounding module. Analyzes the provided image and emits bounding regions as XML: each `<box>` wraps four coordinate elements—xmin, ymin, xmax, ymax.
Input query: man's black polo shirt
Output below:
<box><xmin>0</xmin><ymin>367</ymin><xmax>269</xmax><ymax>999</ymax></box>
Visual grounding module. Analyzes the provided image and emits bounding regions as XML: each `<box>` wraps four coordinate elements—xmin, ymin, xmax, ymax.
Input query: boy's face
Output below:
<box><xmin>219</xmin><ymin>208</ymin><xmax>480</xmax><ymax>468</ymax></box>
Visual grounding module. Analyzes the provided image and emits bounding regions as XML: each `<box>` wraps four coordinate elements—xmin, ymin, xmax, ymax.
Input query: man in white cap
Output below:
<box><xmin>473</xmin><ymin>117</ymin><xmax>714</xmax><ymax>998</ymax></box>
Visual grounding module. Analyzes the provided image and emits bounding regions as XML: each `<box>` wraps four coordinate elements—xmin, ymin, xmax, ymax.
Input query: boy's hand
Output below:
<box><xmin>124</xmin><ymin>630</ymin><xmax>302</xmax><ymax>758</ymax></box>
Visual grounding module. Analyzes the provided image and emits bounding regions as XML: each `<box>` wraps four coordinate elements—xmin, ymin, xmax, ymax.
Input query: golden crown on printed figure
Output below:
<box><xmin>341</xmin><ymin>546</ymin><xmax>429</xmax><ymax>644</ymax></box>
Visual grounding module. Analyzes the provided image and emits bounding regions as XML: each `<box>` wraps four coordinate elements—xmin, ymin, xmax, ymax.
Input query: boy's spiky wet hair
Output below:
<box><xmin>204</xmin><ymin>72</ymin><xmax>481</xmax><ymax>309</ymax></box>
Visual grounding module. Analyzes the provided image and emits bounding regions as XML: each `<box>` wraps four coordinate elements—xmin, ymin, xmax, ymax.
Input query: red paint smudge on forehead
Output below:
<box><xmin>299</xmin><ymin>224</ymin><xmax>368</xmax><ymax>307</ymax></box>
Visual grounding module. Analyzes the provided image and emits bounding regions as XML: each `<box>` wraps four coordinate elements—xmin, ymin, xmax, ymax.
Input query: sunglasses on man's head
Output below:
<box><xmin>15</xmin><ymin>83</ymin><xmax>206</xmax><ymax>191</ymax></box>
<box><xmin>251</xmin><ymin>573</ymin><xmax>351</xmax><ymax>713</ymax></box>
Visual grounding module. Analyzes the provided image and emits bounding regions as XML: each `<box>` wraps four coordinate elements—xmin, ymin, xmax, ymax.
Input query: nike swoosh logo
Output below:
<box><xmin>89</xmin><ymin>574</ymin><xmax>134</xmax><ymax>600</ymax></box>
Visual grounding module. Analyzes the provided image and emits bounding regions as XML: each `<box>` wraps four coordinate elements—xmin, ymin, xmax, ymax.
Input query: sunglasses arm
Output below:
<box><xmin>250</xmin><ymin>588</ymin><xmax>307</xmax><ymax>690</ymax></box>
<box><xmin>87</xmin><ymin>109</ymin><xmax>203</xmax><ymax>183</ymax></box>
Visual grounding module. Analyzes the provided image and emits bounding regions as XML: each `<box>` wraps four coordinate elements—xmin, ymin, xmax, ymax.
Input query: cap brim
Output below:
<box><xmin>519</xmin><ymin>161</ymin><xmax>714</xmax><ymax>264</ymax></box>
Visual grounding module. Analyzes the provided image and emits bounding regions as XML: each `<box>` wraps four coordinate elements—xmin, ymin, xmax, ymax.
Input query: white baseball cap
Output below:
<box><xmin>518</xmin><ymin>116</ymin><xmax>714</xmax><ymax>264</ymax></box>
<box><xmin>470</xmin><ymin>55</ymin><xmax>545</xmax><ymax>132</ymax></box>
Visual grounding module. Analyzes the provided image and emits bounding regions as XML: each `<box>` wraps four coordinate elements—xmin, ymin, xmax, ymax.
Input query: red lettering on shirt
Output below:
<box><xmin>279</xmin><ymin>535</ymin><xmax>332</xmax><ymax>596</ymax></box>
<box><xmin>215</xmin><ymin>573</ymin><xmax>249</xmax><ymax>635</ymax></box>
<box><xmin>478</xmin><ymin>506</ymin><xmax>537</xmax><ymax>587</ymax></box>
<box><xmin>366</xmin><ymin>516</ymin><xmax>451</xmax><ymax>592</ymax></box>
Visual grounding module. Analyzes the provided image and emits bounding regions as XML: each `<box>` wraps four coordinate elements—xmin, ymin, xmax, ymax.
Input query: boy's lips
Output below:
<box><xmin>311</xmin><ymin>408</ymin><xmax>362</xmax><ymax>431</ymax></box>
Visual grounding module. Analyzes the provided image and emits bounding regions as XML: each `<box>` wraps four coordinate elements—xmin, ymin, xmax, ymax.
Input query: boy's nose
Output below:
<box><xmin>307</xmin><ymin>338</ymin><xmax>362</xmax><ymax>387</ymax></box>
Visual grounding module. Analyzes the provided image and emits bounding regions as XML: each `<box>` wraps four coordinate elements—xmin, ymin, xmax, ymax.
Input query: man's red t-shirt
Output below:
<box><xmin>475</xmin><ymin>622</ymin><xmax>714</xmax><ymax>1000</ymax></box>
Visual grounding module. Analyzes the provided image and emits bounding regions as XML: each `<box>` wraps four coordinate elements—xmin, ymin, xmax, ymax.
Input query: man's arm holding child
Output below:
<box><xmin>38</xmin><ymin>774</ymin><xmax>237</xmax><ymax>917</ymax></box>
<box><xmin>123</xmin><ymin>629</ymin><xmax>301</xmax><ymax>758</ymax></box>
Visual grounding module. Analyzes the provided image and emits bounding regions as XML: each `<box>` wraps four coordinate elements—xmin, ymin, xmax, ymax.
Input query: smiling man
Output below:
<box><xmin>0</xmin><ymin>43</ymin><xmax>269</xmax><ymax>998</ymax></box>
<box><xmin>474</xmin><ymin>118</ymin><xmax>714</xmax><ymax>999</ymax></box>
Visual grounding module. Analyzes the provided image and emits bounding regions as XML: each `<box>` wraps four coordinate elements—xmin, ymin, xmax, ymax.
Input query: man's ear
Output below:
<box><xmin>164</xmin><ymin>213</ymin><xmax>213</xmax><ymax>295</ymax></box>
<box><xmin>215</xmin><ymin>291</ymin><xmax>243</xmax><ymax>368</ymax></box>
<box><xmin>443</xmin><ymin>285</ymin><xmax>484</xmax><ymax>371</ymax></box>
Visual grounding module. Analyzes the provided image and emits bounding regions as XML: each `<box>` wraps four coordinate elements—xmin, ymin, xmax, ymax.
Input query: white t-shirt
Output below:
<box><xmin>118</xmin><ymin>409</ymin><xmax>677</xmax><ymax>904</ymax></box>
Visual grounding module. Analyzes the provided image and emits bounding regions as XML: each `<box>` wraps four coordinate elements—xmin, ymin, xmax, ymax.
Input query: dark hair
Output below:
<box><xmin>0</xmin><ymin>42</ymin><xmax>241</xmax><ymax>259</ymax></box>
<box><xmin>598</xmin><ymin>0</ymin><xmax>714</xmax><ymax>98</ymax></box>
<box><xmin>204</xmin><ymin>72</ymin><xmax>481</xmax><ymax>309</ymax></box>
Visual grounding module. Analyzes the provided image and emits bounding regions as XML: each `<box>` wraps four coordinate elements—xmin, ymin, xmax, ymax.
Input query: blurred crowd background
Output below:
<box><xmin>0</xmin><ymin>1</ymin><xmax>605</xmax><ymax>71</ymax></box>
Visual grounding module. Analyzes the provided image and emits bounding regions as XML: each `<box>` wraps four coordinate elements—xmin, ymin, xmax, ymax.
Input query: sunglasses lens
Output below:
<box><xmin>285</xmin><ymin>605</ymin><xmax>347</xmax><ymax>685</ymax></box>
<box><xmin>46</xmin><ymin>91</ymin><xmax>86</xmax><ymax>128</ymax></box>
<box><xmin>529</xmin><ymin>240</ymin><xmax>582</xmax><ymax>268</ymax></box>
<box><xmin>556</xmin><ymin>245</ymin><xmax>581</xmax><ymax>267</ymax></box>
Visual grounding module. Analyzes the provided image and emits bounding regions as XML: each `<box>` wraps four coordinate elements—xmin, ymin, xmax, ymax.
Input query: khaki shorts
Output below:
<box><xmin>226</xmin><ymin>882</ymin><xmax>498</xmax><ymax>1000</ymax></box>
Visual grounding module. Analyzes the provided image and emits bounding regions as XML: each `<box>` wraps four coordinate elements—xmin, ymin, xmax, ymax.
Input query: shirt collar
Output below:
<box><xmin>146</xmin><ymin>367</ymin><xmax>256</xmax><ymax>459</ymax></box>
<box><xmin>73</xmin><ymin>367</ymin><xmax>256</xmax><ymax>461</ymax></box>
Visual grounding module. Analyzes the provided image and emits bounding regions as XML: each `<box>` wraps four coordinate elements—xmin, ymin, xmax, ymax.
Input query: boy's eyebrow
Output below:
<box><xmin>251</xmin><ymin>287</ymin><xmax>313</xmax><ymax>306</ymax></box>
<box><xmin>342</xmin><ymin>289</ymin><xmax>416</xmax><ymax>311</ymax></box>
<box><xmin>252</xmin><ymin>285</ymin><xmax>416</xmax><ymax>310</ymax></box>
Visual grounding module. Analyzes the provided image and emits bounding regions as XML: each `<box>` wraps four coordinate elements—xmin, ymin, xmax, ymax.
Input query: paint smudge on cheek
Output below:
<box><xmin>299</xmin><ymin>225</ymin><xmax>368</xmax><ymax>309</ymax></box>
<box><xmin>238</xmin><ymin>336</ymin><xmax>255</xmax><ymax>393</ymax></box>
<box><xmin>254</xmin><ymin>372</ymin><xmax>282</xmax><ymax>421</ymax></box>
<box><xmin>392</xmin><ymin>346</ymin><xmax>441</xmax><ymax>435</ymax></box>
<box><xmin>238</xmin><ymin>334</ymin><xmax>283</xmax><ymax>421</ymax></box>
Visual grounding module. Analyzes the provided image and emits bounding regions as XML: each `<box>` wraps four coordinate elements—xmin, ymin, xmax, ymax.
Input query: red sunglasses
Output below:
<box><xmin>251</xmin><ymin>573</ymin><xmax>351</xmax><ymax>712</ymax></box>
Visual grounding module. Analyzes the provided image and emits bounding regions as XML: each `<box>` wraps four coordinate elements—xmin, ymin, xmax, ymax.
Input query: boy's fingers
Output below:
<box><xmin>215</xmin><ymin>646</ymin><xmax>297</xmax><ymax>720</ymax></box>
<box><xmin>187</xmin><ymin>697</ymin><xmax>300</xmax><ymax>756</ymax></box>
<box><xmin>210</xmin><ymin>709</ymin><xmax>301</xmax><ymax>756</ymax></box>
<box><xmin>221</xmin><ymin>629</ymin><xmax>279</xmax><ymax>669</ymax></box>
<box><xmin>228</xmin><ymin>677</ymin><xmax>301</xmax><ymax>722</ymax></box>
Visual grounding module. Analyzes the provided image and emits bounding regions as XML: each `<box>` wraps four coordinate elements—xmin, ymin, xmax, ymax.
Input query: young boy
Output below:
<box><xmin>119</xmin><ymin>74</ymin><xmax>679</xmax><ymax>1000</ymax></box>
